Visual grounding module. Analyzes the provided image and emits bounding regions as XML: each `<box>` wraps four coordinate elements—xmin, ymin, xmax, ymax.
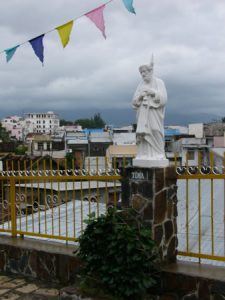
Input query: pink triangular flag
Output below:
<box><xmin>85</xmin><ymin>4</ymin><xmax>106</xmax><ymax>39</ymax></box>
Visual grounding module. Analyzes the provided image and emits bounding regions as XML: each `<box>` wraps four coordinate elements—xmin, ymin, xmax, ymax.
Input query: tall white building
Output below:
<box><xmin>24</xmin><ymin>111</ymin><xmax>60</xmax><ymax>135</ymax></box>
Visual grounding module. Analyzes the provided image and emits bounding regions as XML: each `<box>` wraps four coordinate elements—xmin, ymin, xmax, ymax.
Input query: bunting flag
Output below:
<box><xmin>85</xmin><ymin>4</ymin><xmax>106</xmax><ymax>39</ymax></box>
<box><xmin>56</xmin><ymin>21</ymin><xmax>74</xmax><ymax>48</ymax></box>
<box><xmin>1</xmin><ymin>0</ymin><xmax>135</xmax><ymax>65</ymax></box>
<box><xmin>122</xmin><ymin>0</ymin><xmax>136</xmax><ymax>14</ymax></box>
<box><xmin>5</xmin><ymin>45</ymin><xmax>19</xmax><ymax>63</ymax></box>
<box><xmin>29</xmin><ymin>34</ymin><xmax>45</xmax><ymax>64</ymax></box>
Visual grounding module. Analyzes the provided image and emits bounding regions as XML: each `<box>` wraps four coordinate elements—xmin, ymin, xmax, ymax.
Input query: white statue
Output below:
<box><xmin>132</xmin><ymin>57</ymin><xmax>169</xmax><ymax>168</ymax></box>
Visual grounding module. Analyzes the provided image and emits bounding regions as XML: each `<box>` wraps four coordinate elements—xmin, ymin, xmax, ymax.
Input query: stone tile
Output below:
<box><xmin>164</xmin><ymin>220</ymin><xmax>174</xmax><ymax>244</ymax></box>
<box><xmin>155</xmin><ymin>168</ymin><xmax>165</xmax><ymax>193</ymax></box>
<box><xmin>21</xmin><ymin>296</ymin><xmax>56</xmax><ymax>300</ymax></box>
<box><xmin>0</xmin><ymin>289</ymin><xmax>10</xmax><ymax>295</ymax></box>
<box><xmin>0</xmin><ymin>275</ymin><xmax>12</xmax><ymax>283</ymax></box>
<box><xmin>35</xmin><ymin>287</ymin><xmax>59</xmax><ymax>297</ymax></box>
<box><xmin>132</xmin><ymin>194</ymin><xmax>147</xmax><ymax>211</ymax></box>
<box><xmin>1</xmin><ymin>279</ymin><xmax>25</xmax><ymax>288</ymax></box>
<box><xmin>154</xmin><ymin>190</ymin><xmax>167</xmax><ymax>224</ymax></box>
<box><xmin>11</xmin><ymin>278</ymin><xmax>26</xmax><ymax>285</ymax></box>
<box><xmin>16</xmin><ymin>283</ymin><xmax>39</xmax><ymax>293</ymax></box>
<box><xmin>154</xmin><ymin>224</ymin><xmax>163</xmax><ymax>247</ymax></box>
<box><xmin>0</xmin><ymin>293</ymin><xmax>20</xmax><ymax>300</ymax></box>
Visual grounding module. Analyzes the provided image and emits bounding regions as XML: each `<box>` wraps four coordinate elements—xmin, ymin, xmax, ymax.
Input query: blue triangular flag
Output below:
<box><xmin>122</xmin><ymin>0</ymin><xmax>136</xmax><ymax>14</ymax></box>
<box><xmin>5</xmin><ymin>45</ymin><xmax>19</xmax><ymax>63</ymax></box>
<box><xmin>29</xmin><ymin>34</ymin><xmax>45</xmax><ymax>64</ymax></box>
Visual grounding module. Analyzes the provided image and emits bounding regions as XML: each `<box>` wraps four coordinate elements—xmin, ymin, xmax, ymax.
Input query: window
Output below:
<box><xmin>38</xmin><ymin>142</ymin><xmax>43</xmax><ymax>150</ymax></box>
<box><xmin>187</xmin><ymin>150</ymin><xmax>195</xmax><ymax>160</ymax></box>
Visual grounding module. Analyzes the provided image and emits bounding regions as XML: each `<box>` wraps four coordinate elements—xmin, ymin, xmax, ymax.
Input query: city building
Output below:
<box><xmin>24</xmin><ymin>111</ymin><xmax>60</xmax><ymax>135</ymax></box>
<box><xmin>106</xmin><ymin>144</ymin><xmax>137</xmax><ymax>168</ymax></box>
<box><xmin>1</xmin><ymin>115</ymin><xmax>24</xmax><ymax>141</ymax></box>
<box><xmin>173</xmin><ymin>137</ymin><xmax>209</xmax><ymax>166</ymax></box>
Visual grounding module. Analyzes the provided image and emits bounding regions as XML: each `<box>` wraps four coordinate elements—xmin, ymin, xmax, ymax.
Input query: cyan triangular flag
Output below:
<box><xmin>5</xmin><ymin>45</ymin><xmax>19</xmax><ymax>63</ymax></box>
<box><xmin>122</xmin><ymin>0</ymin><xmax>136</xmax><ymax>14</ymax></box>
<box><xmin>29</xmin><ymin>34</ymin><xmax>45</xmax><ymax>64</ymax></box>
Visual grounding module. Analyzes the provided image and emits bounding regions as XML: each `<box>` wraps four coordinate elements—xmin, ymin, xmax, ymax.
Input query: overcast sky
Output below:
<box><xmin>0</xmin><ymin>0</ymin><xmax>225</xmax><ymax>126</ymax></box>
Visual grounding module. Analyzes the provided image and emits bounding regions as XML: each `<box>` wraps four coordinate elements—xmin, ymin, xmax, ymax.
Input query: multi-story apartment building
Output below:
<box><xmin>24</xmin><ymin>111</ymin><xmax>60</xmax><ymax>135</ymax></box>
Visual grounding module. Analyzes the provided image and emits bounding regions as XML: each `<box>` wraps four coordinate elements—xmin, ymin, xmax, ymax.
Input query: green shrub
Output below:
<box><xmin>15</xmin><ymin>145</ymin><xmax>28</xmax><ymax>155</ymax></box>
<box><xmin>78</xmin><ymin>209</ymin><xmax>160</xmax><ymax>300</ymax></box>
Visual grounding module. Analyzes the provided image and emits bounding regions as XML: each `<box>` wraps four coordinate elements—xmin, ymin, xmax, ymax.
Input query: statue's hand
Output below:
<box><xmin>149</xmin><ymin>91</ymin><xmax>155</xmax><ymax>97</ymax></box>
<box><xmin>144</xmin><ymin>89</ymin><xmax>155</xmax><ymax>98</ymax></box>
<box><xmin>133</xmin><ymin>99</ymin><xmax>141</xmax><ymax>107</ymax></box>
<box><xmin>140</xmin><ymin>91</ymin><xmax>147</xmax><ymax>99</ymax></box>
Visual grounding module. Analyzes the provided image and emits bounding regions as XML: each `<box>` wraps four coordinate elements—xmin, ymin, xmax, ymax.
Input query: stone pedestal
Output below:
<box><xmin>133</xmin><ymin>158</ymin><xmax>169</xmax><ymax>168</ymax></box>
<box><xmin>121</xmin><ymin>166</ymin><xmax>177</xmax><ymax>264</ymax></box>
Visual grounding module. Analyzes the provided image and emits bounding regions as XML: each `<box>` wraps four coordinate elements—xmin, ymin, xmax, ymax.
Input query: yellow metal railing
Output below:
<box><xmin>3</xmin><ymin>151</ymin><xmax>225</xmax><ymax>264</ymax></box>
<box><xmin>0</xmin><ymin>158</ymin><xmax>122</xmax><ymax>243</ymax></box>
<box><xmin>176</xmin><ymin>151</ymin><xmax>225</xmax><ymax>263</ymax></box>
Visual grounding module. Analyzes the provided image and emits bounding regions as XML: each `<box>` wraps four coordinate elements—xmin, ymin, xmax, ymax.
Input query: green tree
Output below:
<box><xmin>60</xmin><ymin>119</ymin><xmax>74</xmax><ymax>126</ymax></box>
<box><xmin>92</xmin><ymin>113</ymin><xmax>106</xmax><ymax>128</ymax></box>
<box><xmin>0</xmin><ymin>123</ymin><xmax>10</xmax><ymax>142</ymax></box>
<box><xmin>74</xmin><ymin>118</ymin><xmax>92</xmax><ymax>128</ymax></box>
<box><xmin>66</xmin><ymin>153</ymin><xmax>74</xmax><ymax>169</ymax></box>
<box><xmin>75</xmin><ymin>113</ymin><xmax>106</xmax><ymax>129</ymax></box>
<box><xmin>15</xmin><ymin>145</ymin><xmax>28</xmax><ymax>155</ymax></box>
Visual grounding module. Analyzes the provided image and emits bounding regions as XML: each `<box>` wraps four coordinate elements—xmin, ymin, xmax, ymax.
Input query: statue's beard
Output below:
<box><xmin>143</xmin><ymin>77</ymin><xmax>152</xmax><ymax>83</ymax></box>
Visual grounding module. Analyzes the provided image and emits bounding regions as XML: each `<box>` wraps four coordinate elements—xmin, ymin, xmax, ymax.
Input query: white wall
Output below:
<box><xmin>188</xmin><ymin>123</ymin><xmax>204</xmax><ymax>138</ymax></box>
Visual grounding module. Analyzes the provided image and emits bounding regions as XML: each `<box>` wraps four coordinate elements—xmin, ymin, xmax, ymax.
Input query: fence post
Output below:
<box><xmin>10</xmin><ymin>177</ymin><xmax>17</xmax><ymax>238</ymax></box>
<box><xmin>121</xmin><ymin>166</ymin><xmax>178</xmax><ymax>264</ymax></box>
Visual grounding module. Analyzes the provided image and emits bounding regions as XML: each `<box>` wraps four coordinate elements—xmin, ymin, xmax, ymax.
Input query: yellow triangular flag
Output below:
<box><xmin>56</xmin><ymin>21</ymin><xmax>74</xmax><ymax>48</ymax></box>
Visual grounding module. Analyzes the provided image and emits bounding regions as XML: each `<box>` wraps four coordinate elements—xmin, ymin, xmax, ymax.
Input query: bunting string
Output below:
<box><xmin>0</xmin><ymin>0</ymin><xmax>136</xmax><ymax>65</ymax></box>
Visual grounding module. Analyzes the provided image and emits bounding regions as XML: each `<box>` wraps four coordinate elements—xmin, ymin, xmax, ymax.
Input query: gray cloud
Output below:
<box><xmin>0</xmin><ymin>0</ymin><xmax>225</xmax><ymax>125</ymax></box>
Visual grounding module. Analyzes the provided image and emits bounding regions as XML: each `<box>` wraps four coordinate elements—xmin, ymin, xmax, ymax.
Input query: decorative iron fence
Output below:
<box><xmin>2</xmin><ymin>152</ymin><xmax>225</xmax><ymax>264</ymax></box>
<box><xmin>0</xmin><ymin>158</ymin><xmax>121</xmax><ymax>243</ymax></box>
<box><xmin>176</xmin><ymin>152</ymin><xmax>225</xmax><ymax>264</ymax></box>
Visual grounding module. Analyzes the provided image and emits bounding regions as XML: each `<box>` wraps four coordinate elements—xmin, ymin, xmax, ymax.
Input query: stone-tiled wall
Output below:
<box><xmin>121</xmin><ymin>166</ymin><xmax>178</xmax><ymax>263</ymax></box>
<box><xmin>0</xmin><ymin>239</ymin><xmax>80</xmax><ymax>284</ymax></box>
<box><xmin>157</xmin><ymin>269</ymin><xmax>225</xmax><ymax>300</ymax></box>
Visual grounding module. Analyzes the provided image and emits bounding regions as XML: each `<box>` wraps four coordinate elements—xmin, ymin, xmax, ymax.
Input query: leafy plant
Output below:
<box><xmin>15</xmin><ymin>144</ymin><xmax>28</xmax><ymax>155</ymax></box>
<box><xmin>78</xmin><ymin>209</ymin><xmax>160</xmax><ymax>300</ymax></box>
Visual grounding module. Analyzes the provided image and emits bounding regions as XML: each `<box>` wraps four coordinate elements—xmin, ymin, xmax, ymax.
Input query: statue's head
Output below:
<box><xmin>139</xmin><ymin>65</ymin><xmax>153</xmax><ymax>83</ymax></box>
<box><xmin>139</xmin><ymin>55</ymin><xmax>154</xmax><ymax>83</ymax></box>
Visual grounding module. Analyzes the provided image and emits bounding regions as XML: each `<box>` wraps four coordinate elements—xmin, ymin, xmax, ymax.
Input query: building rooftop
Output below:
<box><xmin>107</xmin><ymin>145</ymin><xmax>137</xmax><ymax>157</ymax></box>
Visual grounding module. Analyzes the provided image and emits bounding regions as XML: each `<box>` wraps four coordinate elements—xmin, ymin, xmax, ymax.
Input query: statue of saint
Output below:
<box><xmin>132</xmin><ymin>57</ymin><xmax>169</xmax><ymax>167</ymax></box>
